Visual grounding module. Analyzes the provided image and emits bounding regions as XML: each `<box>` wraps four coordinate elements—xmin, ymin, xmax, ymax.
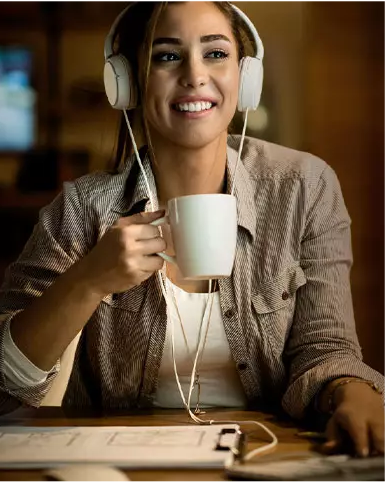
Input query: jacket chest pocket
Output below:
<box><xmin>251</xmin><ymin>265</ymin><xmax>307</xmax><ymax>353</ymax></box>
<box><xmin>96</xmin><ymin>282</ymin><xmax>148</xmax><ymax>356</ymax></box>
<box><xmin>101</xmin><ymin>282</ymin><xmax>147</xmax><ymax>314</ymax></box>
<box><xmin>96</xmin><ymin>282</ymin><xmax>149</xmax><ymax>398</ymax></box>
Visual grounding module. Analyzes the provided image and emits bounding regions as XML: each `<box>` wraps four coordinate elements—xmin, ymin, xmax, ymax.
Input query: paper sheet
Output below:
<box><xmin>0</xmin><ymin>424</ymin><xmax>240</xmax><ymax>469</ymax></box>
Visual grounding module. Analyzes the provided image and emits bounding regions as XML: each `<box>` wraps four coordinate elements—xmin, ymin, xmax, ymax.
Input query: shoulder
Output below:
<box><xmin>69</xmin><ymin>169</ymin><xmax>128</xmax><ymax>204</ymax></box>
<box><xmin>39</xmin><ymin>165</ymin><xmax>131</xmax><ymax>232</ymax></box>
<box><xmin>228</xmin><ymin>135</ymin><xmax>331</xmax><ymax>183</ymax></box>
<box><xmin>50</xmin><ymin>164</ymin><xmax>132</xmax><ymax>222</ymax></box>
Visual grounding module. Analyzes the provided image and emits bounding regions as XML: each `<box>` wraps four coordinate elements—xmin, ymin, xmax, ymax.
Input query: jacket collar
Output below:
<box><xmin>111</xmin><ymin>141</ymin><xmax>257</xmax><ymax>240</ymax></box>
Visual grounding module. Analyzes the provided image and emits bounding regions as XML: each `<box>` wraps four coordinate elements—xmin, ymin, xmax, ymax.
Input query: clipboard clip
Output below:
<box><xmin>215</xmin><ymin>428</ymin><xmax>246</xmax><ymax>462</ymax></box>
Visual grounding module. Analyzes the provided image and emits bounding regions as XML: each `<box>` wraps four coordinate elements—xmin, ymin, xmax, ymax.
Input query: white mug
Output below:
<box><xmin>151</xmin><ymin>194</ymin><xmax>237</xmax><ymax>280</ymax></box>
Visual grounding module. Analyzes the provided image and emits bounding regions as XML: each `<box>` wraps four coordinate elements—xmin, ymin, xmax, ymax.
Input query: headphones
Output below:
<box><xmin>103</xmin><ymin>2</ymin><xmax>264</xmax><ymax>113</ymax></box>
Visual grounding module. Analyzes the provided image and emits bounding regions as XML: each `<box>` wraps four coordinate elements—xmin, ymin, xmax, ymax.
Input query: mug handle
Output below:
<box><xmin>150</xmin><ymin>215</ymin><xmax>177</xmax><ymax>265</ymax></box>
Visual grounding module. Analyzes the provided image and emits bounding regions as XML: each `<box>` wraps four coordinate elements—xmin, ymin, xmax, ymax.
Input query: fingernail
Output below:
<box><xmin>322</xmin><ymin>440</ymin><xmax>338</xmax><ymax>454</ymax></box>
<box><xmin>324</xmin><ymin>440</ymin><xmax>337</xmax><ymax>447</ymax></box>
<box><xmin>359</xmin><ymin>447</ymin><xmax>369</xmax><ymax>458</ymax></box>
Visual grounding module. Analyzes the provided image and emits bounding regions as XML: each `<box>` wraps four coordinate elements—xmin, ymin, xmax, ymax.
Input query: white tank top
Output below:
<box><xmin>154</xmin><ymin>278</ymin><xmax>247</xmax><ymax>409</ymax></box>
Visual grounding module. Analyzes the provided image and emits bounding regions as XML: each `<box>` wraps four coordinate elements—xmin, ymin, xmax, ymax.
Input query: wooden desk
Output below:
<box><xmin>0</xmin><ymin>406</ymin><xmax>319</xmax><ymax>481</ymax></box>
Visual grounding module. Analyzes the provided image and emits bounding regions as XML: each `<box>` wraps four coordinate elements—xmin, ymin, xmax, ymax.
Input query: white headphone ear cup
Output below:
<box><xmin>237</xmin><ymin>56</ymin><xmax>263</xmax><ymax>112</ymax></box>
<box><xmin>104</xmin><ymin>54</ymin><xmax>137</xmax><ymax>110</ymax></box>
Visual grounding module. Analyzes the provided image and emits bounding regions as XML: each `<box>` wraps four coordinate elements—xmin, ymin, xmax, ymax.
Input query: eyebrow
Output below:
<box><xmin>152</xmin><ymin>34</ymin><xmax>231</xmax><ymax>46</ymax></box>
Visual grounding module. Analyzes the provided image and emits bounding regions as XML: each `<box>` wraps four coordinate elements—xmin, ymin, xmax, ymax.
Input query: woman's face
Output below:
<box><xmin>143</xmin><ymin>2</ymin><xmax>240</xmax><ymax>149</ymax></box>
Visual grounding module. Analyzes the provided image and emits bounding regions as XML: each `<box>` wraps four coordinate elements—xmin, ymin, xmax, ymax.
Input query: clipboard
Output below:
<box><xmin>0</xmin><ymin>424</ymin><xmax>242</xmax><ymax>469</ymax></box>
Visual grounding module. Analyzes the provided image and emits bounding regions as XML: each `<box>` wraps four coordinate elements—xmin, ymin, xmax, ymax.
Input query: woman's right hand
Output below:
<box><xmin>78</xmin><ymin>210</ymin><xmax>167</xmax><ymax>297</ymax></box>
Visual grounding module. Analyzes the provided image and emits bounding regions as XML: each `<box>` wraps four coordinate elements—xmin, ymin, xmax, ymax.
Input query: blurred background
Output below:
<box><xmin>0</xmin><ymin>2</ymin><xmax>383</xmax><ymax>373</ymax></box>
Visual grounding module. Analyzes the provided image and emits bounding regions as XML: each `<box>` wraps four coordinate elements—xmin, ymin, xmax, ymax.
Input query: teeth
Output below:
<box><xmin>175</xmin><ymin>101</ymin><xmax>213</xmax><ymax>112</ymax></box>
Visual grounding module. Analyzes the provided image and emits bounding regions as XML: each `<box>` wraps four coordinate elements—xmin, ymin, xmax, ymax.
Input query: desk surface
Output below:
<box><xmin>0</xmin><ymin>406</ymin><xmax>318</xmax><ymax>481</ymax></box>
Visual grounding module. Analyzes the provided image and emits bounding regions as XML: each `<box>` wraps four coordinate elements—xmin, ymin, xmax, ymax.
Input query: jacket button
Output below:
<box><xmin>224</xmin><ymin>308</ymin><xmax>235</xmax><ymax>318</ymax></box>
<box><xmin>282</xmin><ymin>291</ymin><xmax>290</xmax><ymax>300</ymax></box>
<box><xmin>237</xmin><ymin>362</ymin><xmax>248</xmax><ymax>371</ymax></box>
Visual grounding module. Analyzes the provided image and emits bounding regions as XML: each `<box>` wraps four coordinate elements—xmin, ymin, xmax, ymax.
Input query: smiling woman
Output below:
<box><xmin>0</xmin><ymin>1</ymin><xmax>383</xmax><ymax>461</ymax></box>
<box><xmin>112</xmin><ymin>2</ymin><xmax>254</xmax><ymax>168</ymax></box>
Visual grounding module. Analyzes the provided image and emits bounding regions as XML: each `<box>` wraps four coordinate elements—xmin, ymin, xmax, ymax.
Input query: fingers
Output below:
<box><xmin>140</xmin><ymin>254</ymin><xmax>165</xmax><ymax>273</ymax></box>
<box><xmin>321</xmin><ymin>417</ymin><xmax>343</xmax><ymax>455</ymax></box>
<box><xmin>369</xmin><ymin>422</ymin><xmax>385</xmax><ymax>455</ymax></box>
<box><xmin>116</xmin><ymin>210</ymin><xmax>165</xmax><ymax>227</ymax></box>
<box><xmin>114</xmin><ymin>211</ymin><xmax>166</xmax><ymax>242</ymax></box>
<box><xmin>136</xmin><ymin>236</ymin><xmax>167</xmax><ymax>256</ymax></box>
<box><xmin>345</xmin><ymin>417</ymin><xmax>369</xmax><ymax>457</ymax></box>
<box><xmin>132</xmin><ymin>223</ymin><xmax>163</xmax><ymax>241</ymax></box>
<box><xmin>339</xmin><ymin>414</ymin><xmax>370</xmax><ymax>457</ymax></box>
<box><xmin>333</xmin><ymin>412</ymin><xmax>370</xmax><ymax>457</ymax></box>
<box><xmin>322</xmin><ymin>411</ymin><xmax>370</xmax><ymax>457</ymax></box>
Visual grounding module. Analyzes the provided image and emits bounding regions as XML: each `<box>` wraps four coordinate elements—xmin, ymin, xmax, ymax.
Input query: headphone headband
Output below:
<box><xmin>104</xmin><ymin>4</ymin><xmax>132</xmax><ymax>60</ymax></box>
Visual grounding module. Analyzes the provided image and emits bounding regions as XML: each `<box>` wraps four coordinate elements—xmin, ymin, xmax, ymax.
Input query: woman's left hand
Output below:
<box><xmin>321</xmin><ymin>381</ymin><xmax>384</xmax><ymax>457</ymax></box>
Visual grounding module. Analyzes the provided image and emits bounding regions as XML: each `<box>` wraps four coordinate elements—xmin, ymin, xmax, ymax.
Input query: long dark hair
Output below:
<box><xmin>111</xmin><ymin>2</ymin><xmax>254</xmax><ymax>172</ymax></box>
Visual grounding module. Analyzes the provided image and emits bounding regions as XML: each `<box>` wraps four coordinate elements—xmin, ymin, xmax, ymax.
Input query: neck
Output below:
<box><xmin>149</xmin><ymin>131</ymin><xmax>228</xmax><ymax>207</ymax></box>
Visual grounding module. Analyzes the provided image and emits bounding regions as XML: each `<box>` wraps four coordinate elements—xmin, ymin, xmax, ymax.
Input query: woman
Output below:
<box><xmin>0</xmin><ymin>2</ymin><xmax>383</xmax><ymax>458</ymax></box>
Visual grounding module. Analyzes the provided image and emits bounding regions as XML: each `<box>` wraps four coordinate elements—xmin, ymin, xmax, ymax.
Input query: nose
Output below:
<box><xmin>179</xmin><ymin>55</ymin><xmax>208</xmax><ymax>89</ymax></box>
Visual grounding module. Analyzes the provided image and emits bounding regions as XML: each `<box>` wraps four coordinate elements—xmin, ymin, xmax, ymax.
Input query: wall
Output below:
<box><xmin>59</xmin><ymin>30</ymin><xmax>118</xmax><ymax>171</ymax></box>
<box><xmin>237</xmin><ymin>1</ymin><xmax>306</xmax><ymax>149</ymax></box>
<box><xmin>303</xmin><ymin>2</ymin><xmax>384</xmax><ymax>372</ymax></box>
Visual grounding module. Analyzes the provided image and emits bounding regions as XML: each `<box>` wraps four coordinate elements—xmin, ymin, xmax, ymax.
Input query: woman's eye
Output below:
<box><xmin>152</xmin><ymin>52</ymin><xmax>180</xmax><ymax>63</ymax></box>
<box><xmin>205</xmin><ymin>50</ymin><xmax>229</xmax><ymax>60</ymax></box>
